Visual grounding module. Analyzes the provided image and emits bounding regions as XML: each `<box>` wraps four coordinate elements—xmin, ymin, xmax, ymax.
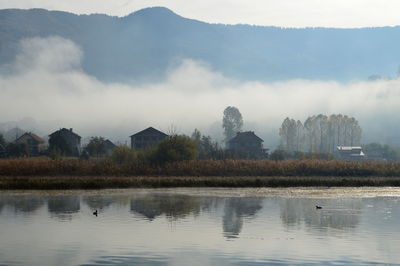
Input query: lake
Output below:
<box><xmin>0</xmin><ymin>187</ymin><xmax>400</xmax><ymax>265</ymax></box>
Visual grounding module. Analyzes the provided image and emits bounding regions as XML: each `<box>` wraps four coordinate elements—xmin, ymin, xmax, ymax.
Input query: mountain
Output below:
<box><xmin>1</xmin><ymin>6</ymin><xmax>400</xmax><ymax>82</ymax></box>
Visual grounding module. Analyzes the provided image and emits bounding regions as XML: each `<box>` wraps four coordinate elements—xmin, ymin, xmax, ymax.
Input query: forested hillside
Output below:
<box><xmin>1</xmin><ymin>7</ymin><xmax>400</xmax><ymax>83</ymax></box>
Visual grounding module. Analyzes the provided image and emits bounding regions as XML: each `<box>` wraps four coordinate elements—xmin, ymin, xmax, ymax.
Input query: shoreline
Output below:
<box><xmin>2</xmin><ymin>175</ymin><xmax>400</xmax><ymax>190</ymax></box>
<box><xmin>2</xmin><ymin>187</ymin><xmax>400</xmax><ymax>198</ymax></box>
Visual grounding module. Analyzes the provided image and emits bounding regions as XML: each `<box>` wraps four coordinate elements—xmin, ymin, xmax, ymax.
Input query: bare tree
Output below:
<box><xmin>279</xmin><ymin>118</ymin><xmax>298</xmax><ymax>152</ymax></box>
<box><xmin>281</xmin><ymin>114</ymin><xmax>362</xmax><ymax>154</ymax></box>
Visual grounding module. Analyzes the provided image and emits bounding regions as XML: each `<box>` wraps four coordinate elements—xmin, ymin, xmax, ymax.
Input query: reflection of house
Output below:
<box><xmin>130</xmin><ymin>194</ymin><xmax>199</xmax><ymax>221</ymax></box>
<box><xmin>48</xmin><ymin>195</ymin><xmax>80</xmax><ymax>221</ymax></box>
<box><xmin>83</xmin><ymin>195</ymin><xmax>113</xmax><ymax>210</ymax></box>
<box><xmin>227</xmin><ymin>131</ymin><xmax>267</xmax><ymax>159</ymax></box>
<box><xmin>8</xmin><ymin>195</ymin><xmax>45</xmax><ymax>213</ymax></box>
<box><xmin>104</xmin><ymin>139</ymin><xmax>117</xmax><ymax>155</ymax></box>
<box><xmin>49</xmin><ymin>128</ymin><xmax>81</xmax><ymax>156</ymax></box>
<box><xmin>337</xmin><ymin>146</ymin><xmax>365</xmax><ymax>161</ymax></box>
<box><xmin>130</xmin><ymin>127</ymin><xmax>168</xmax><ymax>150</ymax></box>
<box><xmin>130</xmin><ymin>198</ymin><xmax>162</xmax><ymax>220</ymax></box>
<box><xmin>15</xmin><ymin>132</ymin><xmax>45</xmax><ymax>156</ymax></box>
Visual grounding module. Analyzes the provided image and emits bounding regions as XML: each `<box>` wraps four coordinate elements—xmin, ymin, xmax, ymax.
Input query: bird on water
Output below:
<box><xmin>316</xmin><ymin>205</ymin><xmax>322</xmax><ymax>209</ymax></box>
<box><xmin>93</xmin><ymin>210</ymin><xmax>98</xmax><ymax>216</ymax></box>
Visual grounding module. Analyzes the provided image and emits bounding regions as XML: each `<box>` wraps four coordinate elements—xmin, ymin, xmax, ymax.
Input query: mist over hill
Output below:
<box><xmin>1</xmin><ymin>6</ymin><xmax>400</xmax><ymax>83</ymax></box>
<box><xmin>1</xmin><ymin>7</ymin><xmax>400</xmax><ymax>148</ymax></box>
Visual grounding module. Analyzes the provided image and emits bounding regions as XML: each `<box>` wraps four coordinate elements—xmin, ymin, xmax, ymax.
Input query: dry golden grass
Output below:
<box><xmin>1</xmin><ymin>158</ymin><xmax>400</xmax><ymax>177</ymax></box>
<box><xmin>2</xmin><ymin>158</ymin><xmax>400</xmax><ymax>189</ymax></box>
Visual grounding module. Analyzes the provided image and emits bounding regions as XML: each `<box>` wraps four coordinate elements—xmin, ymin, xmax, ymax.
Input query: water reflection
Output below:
<box><xmin>223</xmin><ymin>198</ymin><xmax>263</xmax><ymax>239</ymax></box>
<box><xmin>48</xmin><ymin>195</ymin><xmax>80</xmax><ymax>220</ymax></box>
<box><xmin>0</xmin><ymin>195</ymin><xmax>45</xmax><ymax>214</ymax></box>
<box><xmin>280</xmin><ymin>198</ymin><xmax>362</xmax><ymax>230</ymax></box>
<box><xmin>130</xmin><ymin>194</ymin><xmax>200</xmax><ymax>220</ymax></box>
<box><xmin>83</xmin><ymin>195</ymin><xmax>114</xmax><ymax>211</ymax></box>
<box><xmin>85</xmin><ymin>255</ymin><xmax>167</xmax><ymax>266</ymax></box>
<box><xmin>0</xmin><ymin>189</ymin><xmax>400</xmax><ymax>265</ymax></box>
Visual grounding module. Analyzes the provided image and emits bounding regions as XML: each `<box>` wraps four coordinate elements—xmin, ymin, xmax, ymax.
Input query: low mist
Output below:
<box><xmin>1</xmin><ymin>36</ymin><xmax>399</xmax><ymax>147</ymax></box>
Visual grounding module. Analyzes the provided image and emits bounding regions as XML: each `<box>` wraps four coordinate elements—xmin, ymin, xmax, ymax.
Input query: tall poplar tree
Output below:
<box><xmin>222</xmin><ymin>106</ymin><xmax>243</xmax><ymax>145</ymax></box>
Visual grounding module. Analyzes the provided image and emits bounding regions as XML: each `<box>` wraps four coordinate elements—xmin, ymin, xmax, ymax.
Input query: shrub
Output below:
<box><xmin>6</xmin><ymin>142</ymin><xmax>29</xmax><ymax>158</ymax></box>
<box><xmin>154</xmin><ymin>135</ymin><xmax>197</xmax><ymax>164</ymax></box>
<box><xmin>136</xmin><ymin>146</ymin><xmax>158</xmax><ymax>164</ymax></box>
<box><xmin>270</xmin><ymin>150</ymin><xmax>287</xmax><ymax>161</ymax></box>
<box><xmin>84</xmin><ymin>136</ymin><xmax>107</xmax><ymax>157</ymax></box>
<box><xmin>110</xmin><ymin>146</ymin><xmax>136</xmax><ymax>164</ymax></box>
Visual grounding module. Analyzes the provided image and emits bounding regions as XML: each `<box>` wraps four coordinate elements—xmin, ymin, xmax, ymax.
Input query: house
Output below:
<box><xmin>336</xmin><ymin>146</ymin><xmax>365</xmax><ymax>161</ymax></box>
<box><xmin>15</xmin><ymin>132</ymin><xmax>45</xmax><ymax>156</ymax></box>
<box><xmin>104</xmin><ymin>139</ymin><xmax>117</xmax><ymax>155</ymax></box>
<box><xmin>227</xmin><ymin>131</ymin><xmax>267</xmax><ymax>159</ymax></box>
<box><xmin>49</xmin><ymin>128</ymin><xmax>81</xmax><ymax>156</ymax></box>
<box><xmin>130</xmin><ymin>127</ymin><xmax>168</xmax><ymax>150</ymax></box>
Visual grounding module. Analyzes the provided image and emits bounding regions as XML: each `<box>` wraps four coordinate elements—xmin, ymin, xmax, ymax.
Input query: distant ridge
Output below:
<box><xmin>1</xmin><ymin>6</ymin><xmax>400</xmax><ymax>83</ymax></box>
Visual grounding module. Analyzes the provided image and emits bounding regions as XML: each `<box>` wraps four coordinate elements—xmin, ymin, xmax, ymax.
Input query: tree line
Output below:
<box><xmin>279</xmin><ymin>114</ymin><xmax>362</xmax><ymax>153</ymax></box>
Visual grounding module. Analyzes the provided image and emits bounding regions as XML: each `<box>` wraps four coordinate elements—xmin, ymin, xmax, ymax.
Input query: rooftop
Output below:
<box><xmin>130</xmin><ymin>127</ymin><xmax>168</xmax><ymax>138</ymax></box>
<box><xmin>49</xmin><ymin>128</ymin><xmax>81</xmax><ymax>139</ymax></box>
<box><xmin>16</xmin><ymin>132</ymin><xmax>45</xmax><ymax>143</ymax></box>
<box><xmin>228</xmin><ymin>131</ymin><xmax>264</xmax><ymax>143</ymax></box>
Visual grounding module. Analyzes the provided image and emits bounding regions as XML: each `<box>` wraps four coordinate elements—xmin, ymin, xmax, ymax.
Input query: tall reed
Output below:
<box><xmin>1</xmin><ymin>158</ymin><xmax>400</xmax><ymax>177</ymax></box>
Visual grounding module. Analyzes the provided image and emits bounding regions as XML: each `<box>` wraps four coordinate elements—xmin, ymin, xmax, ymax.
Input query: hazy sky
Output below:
<box><xmin>1</xmin><ymin>36</ymin><xmax>400</xmax><ymax>146</ymax></box>
<box><xmin>0</xmin><ymin>0</ymin><xmax>400</xmax><ymax>28</ymax></box>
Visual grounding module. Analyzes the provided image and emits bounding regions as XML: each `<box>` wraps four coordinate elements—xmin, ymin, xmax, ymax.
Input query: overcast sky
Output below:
<box><xmin>0</xmin><ymin>0</ymin><xmax>399</xmax><ymax>28</ymax></box>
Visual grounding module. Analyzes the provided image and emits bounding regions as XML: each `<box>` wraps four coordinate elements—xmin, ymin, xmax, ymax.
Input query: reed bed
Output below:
<box><xmin>1</xmin><ymin>158</ymin><xmax>400</xmax><ymax>177</ymax></box>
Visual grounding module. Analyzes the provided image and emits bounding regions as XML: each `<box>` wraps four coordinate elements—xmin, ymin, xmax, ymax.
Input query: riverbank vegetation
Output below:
<box><xmin>2</xmin><ymin>124</ymin><xmax>400</xmax><ymax>189</ymax></box>
<box><xmin>1</xmin><ymin>158</ymin><xmax>400</xmax><ymax>177</ymax></box>
<box><xmin>3</xmin><ymin>157</ymin><xmax>400</xmax><ymax>189</ymax></box>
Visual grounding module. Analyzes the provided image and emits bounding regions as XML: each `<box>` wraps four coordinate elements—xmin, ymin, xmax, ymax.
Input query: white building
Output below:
<box><xmin>337</xmin><ymin>146</ymin><xmax>365</xmax><ymax>161</ymax></box>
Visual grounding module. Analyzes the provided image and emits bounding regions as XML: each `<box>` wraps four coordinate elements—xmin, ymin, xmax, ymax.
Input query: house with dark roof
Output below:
<box><xmin>227</xmin><ymin>131</ymin><xmax>267</xmax><ymax>159</ymax></box>
<box><xmin>15</xmin><ymin>132</ymin><xmax>45</xmax><ymax>156</ymax></box>
<box><xmin>49</xmin><ymin>128</ymin><xmax>81</xmax><ymax>156</ymax></box>
<box><xmin>130</xmin><ymin>127</ymin><xmax>168</xmax><ymax>150</ymax></box>
<box><xmin>104</xmin><ymin>139</ymin><xmax>117</xmax><ymax>155</ymax></box>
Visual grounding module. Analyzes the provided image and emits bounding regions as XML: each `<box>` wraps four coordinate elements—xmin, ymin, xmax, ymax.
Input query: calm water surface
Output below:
<box><xmin>0</xmin><ymin>187</ymin><xmax>400</xmax><ymax>265</ymax></box>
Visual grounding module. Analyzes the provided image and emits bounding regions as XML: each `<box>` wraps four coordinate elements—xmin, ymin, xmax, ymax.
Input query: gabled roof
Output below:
<box><xmin>228</xmin><ymin>131</ymin><xmax>264</xmax><ymax>143</ymax></box>
<box><xmin>49</xmin><ymin>128</ymin><xmax>81</xmax><ymax>139</ymax></box>
<box><xmin>105</xmin><ymin>139</ymin><xmax>117</xmax><ymax>149</ymax></box>
<box><xmin>16</xmin><ymin>132</ymin><xmax>45</xmax><ymax>143</ymax></box>
<box><xmin>130</xmin><ymin>127</ymin><xmax>168</xmax><ymax>138</ymax></box>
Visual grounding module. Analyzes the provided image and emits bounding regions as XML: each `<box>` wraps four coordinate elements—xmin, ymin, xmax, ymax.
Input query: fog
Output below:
<box><xmin>1</xmin><ymin>36</ymin><xmax>399</xmax><ymax>147</ymax></box>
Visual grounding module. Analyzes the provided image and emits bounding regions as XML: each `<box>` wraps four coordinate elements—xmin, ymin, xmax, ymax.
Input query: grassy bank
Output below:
<box><xmin>2</xmin><ymin>158</ymin><xmax>400</xmax><ymax>189</ymax></box>
<box><xmin>2</xmin><ymin>176</ymin><xmax>400</xmax><ymax>190</ymax></box>
<box><xmin>1</xmin><ymin>158</ymin><xmax>400</xmax><ymax>177</ymax></box>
